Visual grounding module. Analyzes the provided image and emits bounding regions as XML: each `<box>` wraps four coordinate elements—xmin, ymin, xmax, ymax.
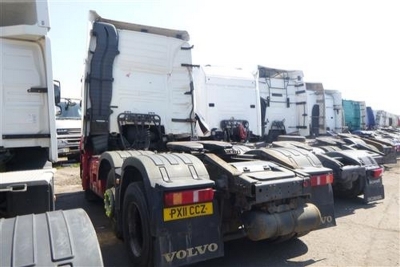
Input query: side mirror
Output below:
<box><xmin>54</xmin><ymin>80</ymin><xmax>61</xmax><ymax>104</ymax></box>
<box><xmin>55</xmin><ymin>105</ymin><xmax>62</xmax><ymax>116</ymax></box>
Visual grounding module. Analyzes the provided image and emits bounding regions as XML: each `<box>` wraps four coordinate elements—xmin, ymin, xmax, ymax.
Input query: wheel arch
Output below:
<box><xmin>117</xmin><ymin>153</ymin><xmax>214</xmax><ymax>222</ymax></box>
<box><xmin>98</xmin><ymin>150</ymin><xmax>156</xmax><ymax>184</ymax></box>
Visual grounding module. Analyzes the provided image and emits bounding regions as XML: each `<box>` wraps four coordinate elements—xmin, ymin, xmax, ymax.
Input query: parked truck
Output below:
<box><xmin>0</xmin><ymin>0</ymin><xmax>61</xmax><ymax>217</ymax></box>
<box><xmin>80</xmin><ymin>11</ymin><xmax>334</xmax><ymax>267</ymax></box>
<box><xmin>269</xmin><ymin>140</ymin><xmax>385</xmax><ymax>203</ymax></box>
<box><xmin>0</xmin><ymin>1</ymin><xmax>102</xmax><ymax>265</ymax></box>
<box><xmin>193</xmin><ymin>64</ymin><xmax>261</xmax><ymax>142</ymax></box>
<box><xmin>56</xmin><ymin>95</ymin><xmax>82</xmax><ymax>161</ymax></box>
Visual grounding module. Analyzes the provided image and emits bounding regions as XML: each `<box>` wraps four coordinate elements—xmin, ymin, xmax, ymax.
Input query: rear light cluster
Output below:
<box><xmin>371</xmin><ymin>167</ymin><xmax>384</xmax><ymax>178</ymax></box>
<box><xmin>164</xmin><ymin>188</ymin><xmax>214</xmax><ymax>207</ymax></box>
<box><xmin>310</xmin><ymin>173</ymin><xmax>334</xmax><ymax>187</ymax></box>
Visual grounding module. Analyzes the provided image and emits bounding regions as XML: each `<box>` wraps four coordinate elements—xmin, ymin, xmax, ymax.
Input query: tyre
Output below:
<box><xmin>105</xmin><ymin>170</ymin><xmax>122</xmax><ymax>239</ymax></box>
<box><xmin>123</xmin><ymin>182</ymin><xmax>153</xmax><ymax>267</ymax></box>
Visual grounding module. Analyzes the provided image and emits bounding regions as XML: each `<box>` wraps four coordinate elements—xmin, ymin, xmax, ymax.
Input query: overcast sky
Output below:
<box><xmin>48</xmin><ymin>0</ymin><xmax>400</xmax><ymax>115</ymax></box>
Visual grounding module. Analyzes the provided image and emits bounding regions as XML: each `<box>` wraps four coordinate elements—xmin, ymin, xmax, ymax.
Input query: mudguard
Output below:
<box><xmin>323</xmin><ymin>150</ymin><xmax>385</xmax><ymax>203</ymax></box>
<box><xmin>316</xmin><ymin>153</ymin><xmax>365</xmax><ymax>187</ymax></box>
<box><xmin>363</xmin><ymin>138</ymin><xmax>397</xmax><ymax>164</ymax></box>
<box><xmin>99</xmin><ymin>150</ymin><xmax>155</xmax><ymax>169</ymax></box>
<box><xmin>0</xmin><ymin>209</ymin><xmax>103</xmax><ymax>267</ymax></box>
<box><xmin>246</xmin><ymin>147</ymin><xmax>336</xmax><ymax>229</ymax></box>
<box><xmin>120</xmin><ymin>153</ymin><xmax>224</xmax><ymax>267</ymax></box>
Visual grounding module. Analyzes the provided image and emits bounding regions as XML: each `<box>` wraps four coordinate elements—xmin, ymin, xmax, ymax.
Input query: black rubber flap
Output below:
<box><xmin>0</xmin><ymin>208</ymin><xmax>103</xmax><ymax>266</ymax></box>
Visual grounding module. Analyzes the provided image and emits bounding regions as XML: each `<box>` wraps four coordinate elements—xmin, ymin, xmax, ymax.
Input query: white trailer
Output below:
<box><xmin>193</xmin><ymin>65</ymin><xmax>261</xmax><ymax>141</ymax></box>
<box><xmin>258</xmin><ymin>66</ymin><xmax>309</xmax><ymax>142</ymax></box>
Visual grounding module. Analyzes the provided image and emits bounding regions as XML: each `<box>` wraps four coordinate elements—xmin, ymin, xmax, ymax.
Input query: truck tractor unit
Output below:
<box><xmin>192</xmin><ymin>65</ymin><xmax>261</xmax><ymax>143</ymax></box>
<box><xmin>80</xmin><ymin>12</ymin><xmax>335</xmax><ymax>267</ymax></box>
<box><xmin>56</xmin><ymin>96</ymin><xmax>82</xmax><ymax>161</ymax></box>
<box><xmin>314</xmin><ymin>135</ymin><xmax>395</xmax><ymax>165</ymax></box>
<box><xmin>350</xmin><ymin>131</ymin><xmax>398</xmax><ymax>164</ymax></box>
<box><xmin>0</xmin><ymin>0</ymin><xmax>58</xmax><ymax>217</ymax></box>
<box><xmin>271</xmin><ymin>141</ymin><xmax>385</xmax><ymax>204</ymax></box>
<box><xmin>0</xmin><ymin>1</ymin><xmax>102</xmax><ymax>265</ymax></box>
<box><xmin>258</xmin><ymin>66</ymin><xmax>309</xmax><ymax>143</ymax></box>
<box><xmin>245</xmin><ymin>145</ymin><xmax>336</xmax><ymax>229</ymax></box>
<box><xmin>316</xmin><ymin>149</ymin><xmax>384</xmax><ymax>203</ymax></box>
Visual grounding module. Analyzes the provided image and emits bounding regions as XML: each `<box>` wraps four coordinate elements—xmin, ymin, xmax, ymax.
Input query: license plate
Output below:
<box><xmin>59</xmin><ymin>148</ymin><xmax>70</xmax><ymax>153</ymax></box>
<box><xmin>163</xmin><ymin>202</ymin><xmax>213</xmax><ymax>222</ymax></box>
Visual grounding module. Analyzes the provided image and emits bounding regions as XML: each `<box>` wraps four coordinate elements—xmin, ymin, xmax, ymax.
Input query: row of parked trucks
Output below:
<box><xmin>0</xmin><ymin>2</ymin><xmax>396</xmax><ymax>267</ymax></box>
<box><xmin>79</xmin><ymin>11</ymin><xmax>391</xmax><ymax>267</ymax></box>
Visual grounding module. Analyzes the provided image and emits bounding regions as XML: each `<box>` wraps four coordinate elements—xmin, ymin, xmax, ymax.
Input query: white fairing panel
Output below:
<box><xmin>258</xmin><ymin>69</ymin><xmax>308</xmax><ymax>136</ymax></box>
<box><xmin>106</xmin><ymin>30</ymin><xmax>193</xmax><ymax>135</ymax></box>
<box><xmin>193</xmin><ymin>65</ymin><xmax>261</xmax><ymax>137</ymax></box>
<box><xmin>325</xmin><ymin>94</ymin><xmax>336</xmax><ymax>132</ymax></box>
<box><xmin>0</xmin><ymin>39</ymin><xmax>50</xmax><ymax>149</ymax></box>
<box><xmin>325</xmin><ymin>90</ymin><xmax>343</xmax><ymax>133</ymax></box>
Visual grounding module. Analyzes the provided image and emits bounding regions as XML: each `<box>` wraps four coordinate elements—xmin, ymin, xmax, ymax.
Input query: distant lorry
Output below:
<box><xmin>258</xmin><ymin>66</ymin><xmax>309</xmax><ymax>142</ymax></box>
<box><xmin>56</xmin><ymin>95</ymin><xmax>82</xmax><ymax>160</ymax></box>
<box><xmin>193</xmin><ymin>65</ymin><xmax>261</xmax><ymax>142</ymax></box>
<box><xmin>193</xmin><ymin>64</ymin><xmax>310</xmax><ymax>143</ymax></box>
<box><xmin>0</xmin><ymin>1</ymin><xmax>102</xmax><ymax>265</ymax></box>
<box><xmin>306</xmin><ymin>83</ymin><xmax>343</xmax><ymax>135</ymax></box>
<box><xmin>80</xmin><ymin>11</ymin><xmax>335</xmax><ymax>267</ymax></box>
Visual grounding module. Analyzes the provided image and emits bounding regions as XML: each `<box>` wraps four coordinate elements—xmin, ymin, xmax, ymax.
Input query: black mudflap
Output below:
<box><xmin>154</xmin><ymin>202</ymin><xmax>223</xmax><ymax>267</ymax></box>
<box><xmin>363</xmin><ymin>178</ymin><xmax>385</xmax><ymax>203</ymax></box>
<box><xmin>0</xmin><ymin>209</ymin><xmax>103</xmax><ymax>267</ymax></box>
<box><xmin>310</xmin><ymin>184</ymin><xmax>336</xmax><ymax>229</ymax></box>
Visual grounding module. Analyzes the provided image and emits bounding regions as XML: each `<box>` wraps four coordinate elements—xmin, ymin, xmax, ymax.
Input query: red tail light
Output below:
<box><xmin>164</xmin><ymin>188</ymin><xmax>214</xmax><ymax>207</ymax></box>
<box><xmin>372</xmin><ymin>167</ymin><xmax>384</xmax><ymax>178</ymax></box>
<box><xmin>310</xmin><ymin>173</ymin><xmax>334</xmax><ymax>187</ymax></box>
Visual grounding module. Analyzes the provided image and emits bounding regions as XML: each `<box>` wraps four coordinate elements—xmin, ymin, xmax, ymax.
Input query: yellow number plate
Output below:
<box><xmin>163</xmin><ymin>202</ymin><xmax>213</xmax><ymax>222</ymax></box>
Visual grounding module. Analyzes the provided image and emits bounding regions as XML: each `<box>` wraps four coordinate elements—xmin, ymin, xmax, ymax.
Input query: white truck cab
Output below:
<box><xmin>0</xmin><ymin>0</ymin><xmax>58</xmax><ymax>216</ymax></box>
<box><xmin>56</xmin><ymin>96</ymin><xmax>82</xmax><ymax>160</ymax></box>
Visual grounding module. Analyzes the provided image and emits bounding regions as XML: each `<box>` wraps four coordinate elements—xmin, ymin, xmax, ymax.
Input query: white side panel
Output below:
<box><xmin>0</xmin><ymin>39</ymin><xmax>51</xmax><ymax>150</ymax></box>
<box><xmin>325</xmin><ymin>90</ymin><xmax>343</xmax><ymax>132</ymax></box>
<box><xmin>259</xmin><ymin>76</ymin><xmax>307</xmax><ymax>136</ymax></box>
<box><xmin>109</xmin><ymin>30</ymin><xmax>193</xmax><ymax>135</ymax></box>
<box><xmin>325</xmin><ymin>94</ymin><xmax>336</xmax><ymax>132</ymax></box>
<box><xmin>295</xmin><ymin>84</ymin><xmax>309</xmax><ymax>136</ymax></box>
<box><xmin>193</xmin><ymin>66</ymin><xmax>261</xmax><ymax>137</ymax></box>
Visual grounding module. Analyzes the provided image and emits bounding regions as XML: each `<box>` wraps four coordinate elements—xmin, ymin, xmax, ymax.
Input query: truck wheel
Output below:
<box><xmin>123</xmin><ymin>182</ymin><xmax>153</xmax><ymax>267</ymax></box>
<box><xmin>339</xmin><ymin>179</ymin><xmax>363</xmax><ymax>198</ymax></box>
<box><xmin>106</xmin><ymin>170</ymin><xmax>122</xmax><ymax>239</ymax></box>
